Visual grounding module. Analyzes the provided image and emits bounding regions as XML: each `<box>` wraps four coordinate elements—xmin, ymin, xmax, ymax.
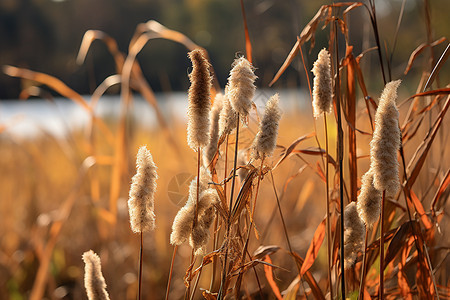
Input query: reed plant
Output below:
<box><xmin>0</xmin><ymin>1</ymin><xmax>449</xmax><ymax>300</ymax></box>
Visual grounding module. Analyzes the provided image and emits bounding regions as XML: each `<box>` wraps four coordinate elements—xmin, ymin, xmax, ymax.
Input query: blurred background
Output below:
<box><xmin>1</xmin><ymin>0</ymin><xmax>448</xmax><ymax>99</ymax></box>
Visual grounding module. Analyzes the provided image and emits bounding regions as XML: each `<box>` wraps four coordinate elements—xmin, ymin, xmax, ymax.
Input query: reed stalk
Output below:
<box><xmin>333</xmin><ymin>18</ymin><xmax>345</xmax><ymax>299</ymax></box>
<box><xmin>380</xmin><ymin>190</ymin><xmax>386</xmax><ymax>299</ymax></box>
<box><xmin>217</xmin><ymin>116</ymin><xmax>240</xmax><ymax>300</ymax></box>
<box><xmin>165</xmin><ymin>245</ymin><xmax>178</xmax><ymax>300</ymax></box>
<box><xmin>138</xmin><ymin>232</ymin><xmax>143</xmax><ymax>300</ymax></box>
<box><xmin>323</xmin><ymin>113</ymin><xmax>333</xmax><ymax>300</ymax></box>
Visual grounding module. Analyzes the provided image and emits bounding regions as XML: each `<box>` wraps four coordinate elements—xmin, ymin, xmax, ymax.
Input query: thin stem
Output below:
<box><xmin>368</xmin><ymin>0</ymin><xmax>387</xmax><ymax>85</ymax></box>
<box><xmin>165</xmin><ymin>245</ymin><xmax>178</xmax><ymax>300</ymax></box>
<box><xmin>209</xmin><ymin>211</ymin><xmax>219</xmax><ymax>291</ymax></box>
<box><xmin>334</xmin><ymin>18</ymin><xmax>345</xmax><ymax>299</ymax></box>
<box><xmin>251</xmin><ymin>155</ymin><xmax>265</xmax><ymax>219</ymax></box>
<box><xmin>224</xmin><ymin>135</ymin><xmax>229</xmax><ymax>202</ymax></box>
<box><xmin>324</xmin><ymin>114</ymin><xmax>333</xmax><ymax>300</ymax></box>
<box><xmin>269</xmin><ymin>171</ymin><xmax>300</xmax><ymax>273</ymax></box>
<box><xmin>380</xmin><ymin>190</ymin><xmax>386</xmax><ymax>299</ymax></box>
<box><xmin>185</xmin><ymin>249</ymin><xmax>195</xmax><ymax>300</ymax></box>
<box><xmin>269</xmin><ymin>170</ymin><xmax>309</xmax><ymax>298</ymax></box>
<box><xmin>190</xmin><ymin>267</ymin><xmax>203</xmax><ymax>300</ymax></box>
<box><xmin>138</xmin><ymin>232</ymin><xmax>143</xmax><ymax>300</ymax></box>
<box><xmin>210</xmin><ymin>136</ymin><xmax>228</xmax><ymax>291</ymax></box>
<box><xmin>358</xmin><ymin>229</ymin><xmax>369</xmax><ymax>300</ymax></box>
<box><xmin>218</xmin><ymin>116</ymin><xmax>240</xmax><ymax>300</ymax></box>
<box><xmin>237</xmin><ymin>156</ymin><xmax>265</xmax><ymax>298</ymax></box>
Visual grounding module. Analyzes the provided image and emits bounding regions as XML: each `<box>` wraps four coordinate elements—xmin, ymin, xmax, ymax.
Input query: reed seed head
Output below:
<box><xmin>82</xmin><ymin>250</ymin><xmax>110</xmax><ymax>300</ymax></box>
<box><xmin>170</xmin><ymin>170</ymin><xmax>218</xmax><ymax>246</ymax></box>
<box><xmin>187</xmin><ymin>49</ymin><xmax>212</xmax><ymax>150</ymax></box>
<box><xmin>357</xmin><ymin>169</ymin><xmax>382</xmax><ymax>227</ymax></box>
<box><xmin>370</xmin><ymin>80</ymin><xmax>401</xmax><ymax>196</ymax></box>
<box><xmin>128</xmin><ymin>146</ymin><xmax>158</xmax><ymax>233</ymax></box>
<box><xmin>203</xmin><ymin>92</ymin><xmax>224</xmax><ymax>167</ymax></box>
<box><xmin>170</xmin><ymin>205</ymin><xmax>195</xmax><ymax>246</ymax></box>
<box><xmin>227</xmin><ymin>57</ymin><xmax>257</xmax><ymax>121</ymax></box>
<box><xmin>190</xmin><ymin>206</ymin><xmax>216</xmax><ymax>256</ymax></box>
<box><xmin>218</xmin><ymin>91</ymin><xmax>238</xmax><ymax>137</ymax></box>
<box><xmin>343</xmin><ymin>202</ymin><xmax>366</xmax><ymax>269</ymax></box>
<box><xmin>252</xmin><ymin>93</ymin><xmax>282</xmax><ymax>159</ymax></box>
<box><xmin>311</xmin><ymin>48</ymin><xmax>333</xmax><ymax>118</ymax></box>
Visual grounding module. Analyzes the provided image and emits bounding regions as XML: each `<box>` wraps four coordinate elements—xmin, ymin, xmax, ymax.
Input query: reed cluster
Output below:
<box><xmin>1</xmin><ymin>2</ymin><xmax>447</xmax><ymax>300</ymax></box>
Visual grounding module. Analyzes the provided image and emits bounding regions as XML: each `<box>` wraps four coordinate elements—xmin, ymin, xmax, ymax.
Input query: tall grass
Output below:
<box><xmin>1</xmin><ymin>2</ymin><xmax>449</xmax><ymax>300</ymax></box>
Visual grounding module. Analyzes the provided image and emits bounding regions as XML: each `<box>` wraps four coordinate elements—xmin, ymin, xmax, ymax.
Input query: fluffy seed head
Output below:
<box><xmin>203</xmin><ymin>93</ymin><xmax>224</xmax><ymax>167</ymax></box>
<box><xmin>343</xmin><ymin>202</ymin><xmax>366</xmax><ymax>269</ymax></box>
<box><xmin>311</xmin><ymin>48</ymin><xmax>333</xmax><ymax>118</ymax></box>
<box><xmin>82</xmin><ymin>250</ymin><xmax>110</xmax><ymax>300</ymax></box>
<box><xmin>170</xmin><ymin>168</ymin><xmax>217</xmax><ymax>246</ymax></box>
<box><xmin>218</xmin><ymin>91</ymin><xmax>238</xmax><ymax>137</ymax></box>
<box><xmin>128</xmin><ymin>146</ymin><xmax>158</xmax><ymax>233</ymax></box>
<box><xmin>187</xmin><ymin>49</ymin><xmax>212</xmax><ymax>150</ymax></box>
<box><xmin>189</xmin><ymin>205</ymin><xmax>216</xmax><ymax>256</ymax></box>
<box><xmin>252</xmin><ymin>94</ymin><xmax>282</xmax><ymax>158</ymax></box>
<box><xmin>170</xmin><ymin>205</ymin><xmax>194</xmax><ymax>246</ymax></box>
<box><xmin>357</xmin><ymin>169</ymin><xmax>382</xmax><ymax>227</ymax></box>
<box><xmin>227</xmin><ymin>57</ymin><xmax>257</xmax><ymax>120</ymax></box>
<box><xmin>370</xmin><ymin>80</ymin><xmax>401</xmax><ymax>196</ymax></box>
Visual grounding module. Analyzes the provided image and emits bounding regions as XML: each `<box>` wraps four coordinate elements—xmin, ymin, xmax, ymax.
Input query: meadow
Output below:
<box><xmin>0</xmin><ymin>1</ymin><xmax>449</xmax><ymax>299</ymax></box>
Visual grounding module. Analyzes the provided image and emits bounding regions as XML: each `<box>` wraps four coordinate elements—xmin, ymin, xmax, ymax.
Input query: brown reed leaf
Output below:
<box><xmin>263</xmin><ymin>255</ymin><xmax>283</xmax><ymax>300</ymax></box>
<box><xmin>282</xmin><ymin>277</ymin><xmax>300</xmax><ymax>300</ymax></box>
<box><xmin>300</xmin><ymin>218</ymin><xmax>326</xmax><ymax>276</ymax></box>
<box><xmin>400</xmin><ymin>88</ymin><xmax>450</xmax><ymax>108</ymax></box>
<box><xmin>290</xmin><ymin>252</ymin><xmax>326</xmax><ymax>300</ymax></box>
<box><xmin>342</xmin><ymin>45</ymin><xmax>358</xmax><ymax>202</ymax></box>
<box><xmin>130</xmin><ymin>20</ymin><xmax>219</xmax><ymax>94</ymax></box>
<box><xmin>292</xmin><ymin>147</ymin><xmax>337</xmax><ymax>167</ymax></box>
<box><xmin>202</xmin><ymin>290</ymin><xmax>217</xmax><ymax>300</ymax></box>
<box><xmin>315</xmin><ymin>161</ymin><xmax>326</xmax><ymax>183</ymax></box>
<box><xmin>409</xmin><ymin>190</ymin><xmax>433</xmax><ymax>230</ymax></box>
<box><xmin>253</xmin><ymin>245</ymin><xmax>280</xmax><ymax>260</ymax></box>
<box><xmin>424</xmin><ymin>43</ymin><xmax>450</xmax><ymax>91</ymax></box>
<box><xmin>240</xmin><ymin>0</ymin><xmax>252</xmax><ymax>63</ymax></box>
<box><xmin>431</xmin><ymin>169</ymin><xmax>450</xmax><ymax>212</ymax></box>
<box><xmin>404</xmin><ymin>37</ymin><xmax>447</xmax><ymax>75</ymax></box>
<box><xmin>76</xmin><ymin>30</ymin><xmax>124</xmax><ymax>74</ymax></box>
<box><xmin>404</xmin><ymin>95</ymin><xmax>450</xmax><ymax>193</ymax></box>
<box><xmin>273</xmin><ymin>132</ymin><xmax>315</xmax><ymax>169</ymax></box>
<box><xmin>3</xmin><ymin>65</ymin><xmax>115</xmax><ymax>143</ymax></box>
<box><xmin>384</xmin><ymin>221</ymin><xmax>415</xmax><ymax>267</ymax></box>
<box><xmin>269</xmin><ymin>2</ymin><xmax>363</xmax><ymax>86</ymax></box>
<box><xmin>231</xmin><ymin>167</ymin><xmax>258</xmax><ymax>223</ymax></box>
